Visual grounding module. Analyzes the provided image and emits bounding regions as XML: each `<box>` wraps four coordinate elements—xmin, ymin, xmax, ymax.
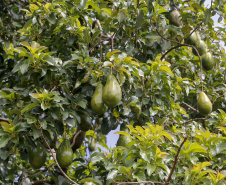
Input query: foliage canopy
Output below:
<box><xmin>1</xmin><ymin>0</ymin><xmax>226</xmax><ymax>184</ymax></box>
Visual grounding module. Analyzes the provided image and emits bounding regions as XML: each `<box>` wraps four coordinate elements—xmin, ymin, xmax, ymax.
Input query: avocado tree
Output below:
<box><xmin>1</xmin><ymin>0</ymin><xmax>226</xmax><ymax>184</ymax></box>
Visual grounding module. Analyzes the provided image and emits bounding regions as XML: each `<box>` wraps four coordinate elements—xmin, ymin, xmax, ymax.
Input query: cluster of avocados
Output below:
<box><xmin>168</xmin><ymin>10</ymin><xmax>213</xmax><ymax>116</ymax></box>
<box><xmin>29</xmin><ymin>138</ymin><xmax>74</xmax><ymax>170</ymax></box>
<box><xmin>91</xmin><ymin>74</ymin><xmax>122</xmax><ymax>114</ymax></box>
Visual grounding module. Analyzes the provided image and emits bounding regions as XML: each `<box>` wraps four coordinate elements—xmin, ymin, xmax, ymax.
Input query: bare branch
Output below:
<box><xmin>0</xmin><ymin>117</ymin><xmax>9</xmax><ymax>122</ymax></box>
<box><xmin>164</xmin><ymin>137</ymin><xmax>188</xmax><ymax>185</ymax></box>
<box><xmin>70</xmin><ymin>130</ymin><xmax>82</xmax><ymax>148</ymax></box>
<box><xmin>114</xmin><ymin>181</ymin><xmax>164</xmax><ymax>184</ymax></box>
<box><xmin>176</xmin><ymin>118</ymin><xmax>208</xmax><ymax>125</ymax></box>
<box><xmin>40</xmin><ymin>127</ymin><xmax>77</xmax><ymax>184</ymax></box>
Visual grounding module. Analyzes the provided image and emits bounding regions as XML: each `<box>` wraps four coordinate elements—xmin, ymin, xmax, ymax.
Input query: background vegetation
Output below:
<box><xmin>0</xmin><ymin>0</ymin><xmax>226</xmax><ymax>184</ymax></box>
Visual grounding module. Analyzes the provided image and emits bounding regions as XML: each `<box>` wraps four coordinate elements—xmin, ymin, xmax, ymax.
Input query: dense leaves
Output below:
<box><xmin>0</xmin><ymin>0</ymin><xmax>226</xmax><ymax>184</ymax></box>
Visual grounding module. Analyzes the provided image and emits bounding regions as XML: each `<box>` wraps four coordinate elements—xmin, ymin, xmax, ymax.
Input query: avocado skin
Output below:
<box><xmin>169</xmin><ymin>10</ymin><xmax>182</xmax><ymax>27</ymax></box>
<box><xmin>56</xmin><ymin>139</ymin><xmax>73</xmax><ymax>168</ymax></box>
<box><xmin>29</xmin><ymin>143</ymin><xmax>47</xmax><ymax>169</ymax></box>
<box><xmin>202</xmin><ymin>52</ymin><xmax>214</xmax><ymax>71</ymax></box>
<box><xmin>197</xmin><ymin>92</ymin><xmax>212</xmax><ymax>116</ymax></box>
<box><xmin>91</xmin><ymin>83</ymin><xmax>108</xmax><ymax>114</ymax></box>
<box><xmin>103</xmin><ymin>74</ymin><xmax>122</xmax><ymax>108</ymax></box>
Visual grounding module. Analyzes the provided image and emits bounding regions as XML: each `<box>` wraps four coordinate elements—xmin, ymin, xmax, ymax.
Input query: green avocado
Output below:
<box><xmin>56</xmin><ymin>139</ymin><xmax>73</xmax><ymax>168</ymax></box>
<box><xmin>202</xmin><ymin>52</ymin><xmax>214</xmax><ymax>71</ymax></box>
<box><xmin>192</xmin><ymin>40</ymin><xmax>207</xmax><ymax>56</ymax></box>
<box><xmin>29</xmin><ymin>143</ymin><xmax>47</xmax><ymax>169</ymax></box>
<box><xmin>88</xmin><ymin>138</ymin><xmax>96</xmax><ymax>152</ymax></box>
<box><xmin>103</xmin><ymin>74</ymin><xmax>122</xmax><ymax>108</ymax></box>
<box><xmin>78</xmin><ymin>110</ymin><xmax>91</xmax><ymax>131</ymax></box>
<box><xmin>186</xmin><ymin>32</ymin><xmax>201</xmax><ymax>46</ymax></box>
<box><xmin>91</xmin><ymin>83</ymin><xmax>108</xmax><ymax>114</ymax></box>
<box><xmin>168</xmin><ymin>10</ymin><xmax>182</xmax><ymax>27</ymax></box>
<box><xmin>116</xmin><ymin>123</ymin><xmax>131</xmax><ymax>147</ymax></box>
<box><xmin>197</xmin><ymin>92</ymin><xmax>212</xmax><ymax>116</ymax></box>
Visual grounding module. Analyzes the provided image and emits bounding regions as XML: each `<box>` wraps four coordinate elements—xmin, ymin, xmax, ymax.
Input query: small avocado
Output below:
<box><xmin>202</xmin><ymin>52</ymin><xmax>214</xmax><ymax>71</ymax></box>
<box><xmin>187</xmin><ymin>32</ymin><xmax>201</xmax><ymax>46</ymax></box>
<box><xmin>103</xmin><ymin>74</ymin><xmax>122</xmax><ymax>108</ymax></box>
<box><xmin>116</xmin><ymin>123</ymin><xmax>131</xmax><ymax>147</ymax></box>
<box><xmin>29</xmin><ymin>143</ymin><xmax>47</xmax><ymax>169</ymax></box>
<box><xmin>91</xmin><ymin>83</ymin><xmax>108</xmax><ymax>114</ymax></box>
<box><xmin>56</xmin><ymin>139</ymin><xmax>73</xmax><ymax>168</ymax></box>
<box><xmin>168</xmin><ymin>10</ymin><xmax>182</xmax><ymax>27</ymax></box>
<box><xmin>197</xmin><ymin>92</ymin><xmax>212</xmax><ymax>116</ymax></box>
<box><xmin>192</xmin><ymin>40</ymin><xmax>207</xmax><ymax>56</ymax></box>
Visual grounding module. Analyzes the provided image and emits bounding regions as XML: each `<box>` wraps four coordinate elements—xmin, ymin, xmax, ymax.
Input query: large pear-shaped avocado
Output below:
<box><xmin>197</xmin><ymin>92</ymin><xmax>212</xmax><ymax>116</ymax></box>
<box><xmin>187</xmin><ymin>32</ymin><xmax>201</xmax><ymax>46</ymax></box>
<box><xmin>103</xmin><ymin>74</ymin><xmax>122</xmax><ymax>108</ymax></box>
<box><xmin>29</xmin><ymin>143</ymin><xmax>47</xmax><ymax>169</ymax></box>
<box><xmin>56</xmin><ymin>139</ymin><xmax>73</xmax><ymax>168</ymax></box>
<box><xmin>78</xmin><ymin>110</ymin><xmax>91</xmax><ymax>131</ymax></box>
<box><xmin>116</xmin><ymin>124</ymin><xmax>131</xmax><ymax>147</ymax></box>
<box><xmin>192</xmin><ymin>40</ymin><xmax>207</xmax><ymax>56</ymax></box>
<box><xmin>91</xmin><ymin>83</ymin><xmax>108</xmax><ymax>114</ymax></box>
<box><xmin>168</xmin><ymin>10</ymin><xmax>182</xmax><ymax>27</ymax></box>
<box><xmin>202</xmin><ymin>52</ymin><xmax>214</xmax><ymax>71</ymax></box>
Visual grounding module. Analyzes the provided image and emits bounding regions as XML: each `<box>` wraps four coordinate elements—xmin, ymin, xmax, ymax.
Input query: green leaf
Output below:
<box><xmin>107</xmin><ymin>170</ymin><xmax>118</xmax><ymax>180</ymax></box>
<box><xmin>147</xmin><ymin>163</ymin><xmax>156</xmax><ymax>176</ymax></box>
<box><xmin>47</xmin><ymin>13</ymin><xmax>56</xmax><ymax>24</ymax></box>
<box><xmin>0</xmin><ymin>136</ymin><xmax>11</xmax><ymax>148</ymax></box>
<box><xmin>135</xmin><ymin>10</ymin><xmax>144</xmax><ymax>28</ymax></box>
<box><xmin>186</xmin><ymin>143</ymin><xmax>207</xmax><ymax>154</ymax></box>
<box><xmin>204</xmin><ymin>9</ymin><xmax>211</xmax><ymax>24</ymax></box>
<box><xmin>159</xmin><ymin>65</ymin><xmax>174</xmax><ymax>77</ymax></box>
<box><xmin>21</xmin><ymin>103</ymin><xmax>39</xmax><ymax>114</ymax></box>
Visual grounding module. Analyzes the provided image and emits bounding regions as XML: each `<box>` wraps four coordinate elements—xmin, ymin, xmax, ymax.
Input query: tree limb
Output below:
<box><xmin>164</xmin><ymin>137</ymin><xmax>188</xmax><ymax>185</ymax></box>
<box><xmin>114</xmin><ymin>181</ymin><xmax>164</xmax><ymax>184</ymax></box>
<box><xmin>0</xmin><ymin>117</ymin><xmax>9</xmax><ymax>122</ymax></box>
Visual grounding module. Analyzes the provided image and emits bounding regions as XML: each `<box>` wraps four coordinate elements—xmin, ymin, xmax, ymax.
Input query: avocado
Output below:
<box><xmin>197</xmin><ymin>92</ymin><xmax>212</xmax><ymax>116</ymax></box>
<box><xmin>56</xmin><ymin>139</ymin><xmax>73</xmax><ymax>168</ymax></box>
<box><xmin>103</xmin><ymin>74</ymin><xmax>122</xmax><ymax>108</ymax></box>
<box><xmin>29</xmin><ymin>143</ymin><xmax>47</xmax><ymax>169</ymax></box>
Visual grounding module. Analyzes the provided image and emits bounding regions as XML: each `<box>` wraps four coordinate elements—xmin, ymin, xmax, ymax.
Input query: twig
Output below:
<box><xmin>28</xmin><ymin>163</ymin><xmax>55</xmax><ymax>178</ymax></box>
<box><xmin>164</xmin><ymin>137</ymin><xmax>188</xmax><ymax>185</ymax></box>
<box><xmin>0</xmin><ymin>117</ymin><xmax>9</xmax><ymax>122</ymax></box>
<box><xmin>171</xmin><ymin>95</ymin><xmax>199</xmax><ymax>113</ymax></box>
<box><xmin>40</xmin><ymin>127</ymin><xmax>77</xmax><ymax>184</ymax></box>
<box><xmin>176</xmin><ymin>118</ymin><xmax>207</xmax><ymax>125</ymax></box>
<box><xmin>212</xmin><ymin>94</ymin><xmax>224</xmax><ymax>105</ymax></box>
<box><xmin>70</xmin><ymin>130</ymin><xmax>82</xmax><ymax>148</ymax></box>
<box><xmin>114</xmin><ymin>181</ymin><xmax>164</xmax><ymax>184</ymax></box>
<box><xmin>160</xmin><ymin>45</ymin><xmax>181</xmax><ymax>60</ymax></box>
<box><xmin>30</xmin><ymin>179</ymin><xmax>53</xmax><ymax>185</ymax></box>
<box><xmin>156</xmin><ymin>27</ymin><xmax>203</xmax><ymax>91</ymax></box>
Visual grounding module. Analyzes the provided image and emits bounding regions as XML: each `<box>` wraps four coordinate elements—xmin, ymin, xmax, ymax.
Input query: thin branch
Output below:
<box><xmin>212</xmin><ymin>94</ymin><xmax>225</xmax><ymax>105</ymax></box>
<box><xmin>0</xmin><ymin>117</ymin><xmax>9</xmax><ymax>122</ymax></box>
<box><xmin>40</xmin><ymin>127</ymin><xmax>77</xmax><ymax>184</ymax></box>
<box><xmin>156</xmin><ymin>27</ymin><xmax>203</xmax><ymax>90</ymax></box>
<box><xmin>28</xmin><ymin>163</ymin><xmax>55</xmax><ymax>178</ymax></box>
<box><xmin>164</xmin><ymin>137</ymin><xmax>188</xmax><ymax>185</ymax></box>
<box><xmin>161</xmin><ymin>45</ymin><xmax>181</xmax><ymax>60</ymax></box>
<box><xmin>70</xmin><ymin>130</ymin><xmax>82</xmax><ymax>148</ymax></box>
<box><xmin>176</xmin><ymin>118</ymin><xmax>208</xmax><ymax>125</ymax></box>
<box><xmin>30</xmin><ymin>179</ymin><xmax>53</xmax><ymax>185</ymax></box>
<box><xmin>114</xmin><ymin>181</ymin><xmax>164</xmax><ymax>185</ymax></box>
<box><xmin>171</xmin><ymin>95</ymin><xmax>199</xmax><ymax>113</ymax></box>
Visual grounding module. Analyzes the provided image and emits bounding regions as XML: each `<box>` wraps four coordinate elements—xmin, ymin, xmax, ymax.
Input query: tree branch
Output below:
<box><xmin>114</xmin><ymin>181</ymin><xmax>164</xmax><ymax>184</ymax></box>
<box><xmin>176</xmin><ymin>118</ymin><xmax>208</xmax><ymax>125</ymax></box>
<box><xmin>0</xmin><ymin>117</ymin><xmax>9</xmax><ymax>122</ymax></box>
<box><xmin>70</xmin><ymin>130</ymin><xmax>82</xmax><ymax>148</ymax></box>
<box><xmin>40</xmin><ymin>127</ymin><xmax>77</xmax><ymax>184</ymax></box>
<box><xmin>156</xmin><ymin>27</ymin><xmax>203</xmax><ymax>90</ymax></box>
<box><xmin>171</xmin><ymin>95</ymin><xmax>199</xmax><ymax>113</ymax></box>
<box><xmin>164</xmin><ymin>137</ymin><xmax>188</xmax><ymax>185</ymax></box>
